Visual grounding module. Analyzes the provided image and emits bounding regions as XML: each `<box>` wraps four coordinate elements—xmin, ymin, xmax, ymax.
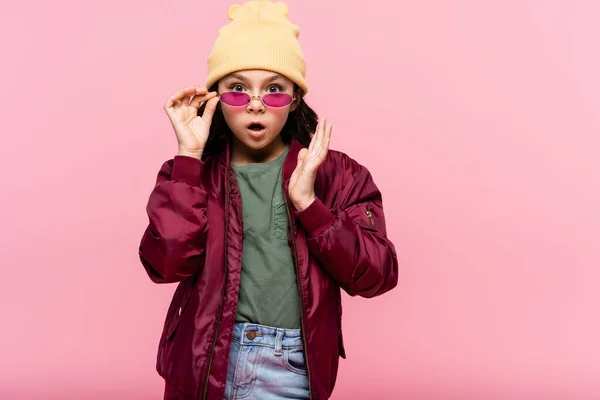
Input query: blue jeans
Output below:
<box><xmin>224</xmin><ymin>322</ymin><xmax>310</xmax><ymax>400</ymax></box>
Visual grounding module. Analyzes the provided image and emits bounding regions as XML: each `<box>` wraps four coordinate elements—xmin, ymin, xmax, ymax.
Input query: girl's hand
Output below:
<box><xmin>289</xmin><ymin>118</ymin><xmax>332</xmax><ymax>211</ymax></box>
<box><xmin>163</xmin><ymin>86</ymin><xmax>220</xmax><ymax>159</ymax></box>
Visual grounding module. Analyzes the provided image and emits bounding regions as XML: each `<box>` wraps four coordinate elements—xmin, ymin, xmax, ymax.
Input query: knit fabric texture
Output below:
<box><xmin>206</xmin><ymin>0</ymin><xmax>308</xmax><ymax>95</ymax></box>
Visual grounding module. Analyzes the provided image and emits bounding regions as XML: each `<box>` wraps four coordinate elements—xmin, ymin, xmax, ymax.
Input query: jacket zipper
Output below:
<box><xmin>200</xmin><ymin>167</ymin><xmax>230</xmax><ymax>400</ymax></box>
<box><xmin>366</xmin><ymin>208</ymin><xmax>374</xmax><ymax>226</ymax></box>
<box><xmin>283</xmin><ymin>188</ymin><xmax>313</xmax><ymax>399</ymax></box>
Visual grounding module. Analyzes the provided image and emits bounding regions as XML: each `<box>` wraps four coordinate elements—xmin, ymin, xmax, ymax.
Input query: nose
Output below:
<box><xmin>247</xmin><ymin>96</ymin><xmax>265</xmax><ymax>113</ymax></box>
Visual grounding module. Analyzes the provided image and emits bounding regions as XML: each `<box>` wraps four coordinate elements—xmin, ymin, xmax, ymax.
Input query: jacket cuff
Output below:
<box><xmin>171</xmin><ymin>155</ymin><xmax>204</xmax><ymax>186</ymax></box>
<box><xmin>294</xmin><ymin>197</ymin><xmax>336</xmax><ymax>237</ymax></box>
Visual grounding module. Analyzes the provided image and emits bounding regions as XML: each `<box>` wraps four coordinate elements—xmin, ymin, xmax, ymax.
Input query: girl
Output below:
<box><xmin>138</xmin><ymin>1</ymin><xmax>399</xmax><ymax>399</ymax></box>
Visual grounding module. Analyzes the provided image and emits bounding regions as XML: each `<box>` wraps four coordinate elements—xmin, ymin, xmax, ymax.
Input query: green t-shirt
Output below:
<box><xmin>230</xmin><ymin>146</ymin><xmax>301</xmax><ymax>329</ymax></box>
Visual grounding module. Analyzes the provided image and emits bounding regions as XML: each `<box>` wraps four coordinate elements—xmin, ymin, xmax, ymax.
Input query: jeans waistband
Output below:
<box><xmin>232</xmin><ymin>322</ymin><xmax>303</xmax><ymax>351</ymax></box>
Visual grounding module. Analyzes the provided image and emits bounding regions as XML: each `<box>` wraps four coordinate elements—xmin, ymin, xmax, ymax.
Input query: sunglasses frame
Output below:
<box><xmin>217</xmin><ymin>91</ymin><xmax>295</xmax><ymax>108</ymax></box>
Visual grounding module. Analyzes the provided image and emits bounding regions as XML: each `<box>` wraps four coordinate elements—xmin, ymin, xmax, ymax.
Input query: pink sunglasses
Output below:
<box><xmin>218</xmin><ymin>92</ymin><xmax>294</xmax><ymax>108</ymax></box>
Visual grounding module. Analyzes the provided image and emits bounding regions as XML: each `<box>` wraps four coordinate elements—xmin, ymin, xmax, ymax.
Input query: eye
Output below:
<box><xmin>267</xmin><ymin>84</ymin><xmax>283</xmax><ymax>93</ymax></box>
<box><xmin>230</xmin><ymin>84</ymin><xmax>246</xmax><ymax>92</ymax></box>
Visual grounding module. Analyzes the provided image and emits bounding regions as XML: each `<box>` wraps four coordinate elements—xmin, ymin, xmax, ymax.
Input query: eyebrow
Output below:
<box><xmin>225</xmin><ymin>73</ymin><xmax>286</xmax><ymax>83</ymax></box>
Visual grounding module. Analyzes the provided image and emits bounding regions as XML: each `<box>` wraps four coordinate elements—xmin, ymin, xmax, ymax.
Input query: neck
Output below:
<box><xmin>230</xmin><ymin>136</ymin><xmax>288</xmax><ymax>166</ymax></box>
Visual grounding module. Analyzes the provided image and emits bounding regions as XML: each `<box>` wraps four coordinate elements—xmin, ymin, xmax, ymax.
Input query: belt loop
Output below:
<box><xmin>238</xmin><ymin>322</ymin><xmax>247</xmax><ymax>345</ymax></box>
<box><xmin>274</xmin><ymin>328</ymin><xmax>284</xmax><ymax>356</ymax></box>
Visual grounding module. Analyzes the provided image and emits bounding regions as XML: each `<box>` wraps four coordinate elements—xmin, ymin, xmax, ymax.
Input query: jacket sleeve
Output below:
<box><xmin>138</xmin><ymin>155</ymin><xmax>208</xmax><ymax>284</ymax></box>
<box><xmin>293</xmin><ymin>156</ymin><xmax>398</xmax><ymax>298</ymax></box>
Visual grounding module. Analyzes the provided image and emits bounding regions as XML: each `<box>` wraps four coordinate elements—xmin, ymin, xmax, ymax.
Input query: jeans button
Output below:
<box><xmin>246</xmin><ymin>330</ymin><xmax>257</xmax><ymax>340</ymax></box>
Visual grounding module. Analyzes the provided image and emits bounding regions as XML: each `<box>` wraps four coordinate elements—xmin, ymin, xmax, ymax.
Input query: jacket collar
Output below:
<box><xmin>218</xmin><ymin>136</ymin><xmax>303</xmax><ymax>185</ymax></box>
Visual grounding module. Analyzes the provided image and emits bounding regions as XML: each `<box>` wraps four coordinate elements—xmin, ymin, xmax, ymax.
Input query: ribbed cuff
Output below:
<box><xmin>294</xmin><ymin>197</ymin><xmax>336</xmax><ymax>237</ymax></box>
<box><xmin>171</xmin><ymin>155</ymin><xmax>204</xmax><ymax>186</ymax></box>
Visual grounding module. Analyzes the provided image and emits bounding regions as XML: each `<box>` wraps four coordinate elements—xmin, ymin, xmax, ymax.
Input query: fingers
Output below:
<box><xmin>309</xmin><ymin>118</ymin><xmax>330</xmax><ymax>158</ymax></box>
<box><xmin>201</xmin><ymin>96</ymin><xmax>220</xmax><ymax>123</ymax></box>
<box><xmin>323</xmin><ymin>122</ymin><xmax>332</xmax><ymax>157</ymax></box>
<box><xmin>190</xmin><ymin>91</ymin><xmax>217</xmax><ymax>109</ymax></box>
<box><xmin>312</xmin><ymin>118</ymin><xmax>325</xmax><ymax>153</ymax></box>
<box><xmin>307</xmin><ymin>118</ymin><xmax>322</xmax><ymax>153</ymax></box>
<box><xmin>164</xmin><ymin>86</ymin><xmax>209</xmax><ymax>110</ymax></box>
<box><xmin>292</xmin><ymin>148</ymin><xmax>307</xmax><ymax>181</ymax></box>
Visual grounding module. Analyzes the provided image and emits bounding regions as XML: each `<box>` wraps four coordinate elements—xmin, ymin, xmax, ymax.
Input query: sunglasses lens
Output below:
<box><xmin>262</xmin><ymin>93</ymin><xmax>293</xmax><ymax>107</ymax></box>
<box><xmin>220</xmin><ymin>92</ymin><xmax>250</xmax><ymax>106</ymax></box>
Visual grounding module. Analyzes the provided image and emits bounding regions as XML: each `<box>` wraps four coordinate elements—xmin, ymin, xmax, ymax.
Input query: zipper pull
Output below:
<box><xmin>366</xmin><ymin>208</ymin><xmax>374</xmax><ymax>226</ymax></box>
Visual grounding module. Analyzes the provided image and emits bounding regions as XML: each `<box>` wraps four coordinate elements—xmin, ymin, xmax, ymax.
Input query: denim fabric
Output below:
<box><xmin>224</xmin><ymin>322</ymin><xmax>310</xmax><ymax>399</ymax></box>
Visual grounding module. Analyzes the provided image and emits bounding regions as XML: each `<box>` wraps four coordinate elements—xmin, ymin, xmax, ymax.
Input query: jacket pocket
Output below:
<box><xmin>337</xmin><ymin>297</ymin><xmax>346</xmax><ymax>359</ymax></box>
<box><xmin>347</xmin><ymin>201</ymin><xmax>377</xmax><ymax>230</ymax></box>
<box><xmin>166</xmin><ymin>279</ymin><xmax>194</xmax><ymax>341</ymax></box>
<box><xmin>365</xmin><ymin>204</ymin><xmax>375</xmax><ymax>227</ymax></box>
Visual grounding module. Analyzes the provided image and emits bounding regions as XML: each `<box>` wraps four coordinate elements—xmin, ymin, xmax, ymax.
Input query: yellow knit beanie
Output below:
<box><xmin>206</xmin><ymin>0</ymin><xmax>308</xmax><ymax>95</ymax></box>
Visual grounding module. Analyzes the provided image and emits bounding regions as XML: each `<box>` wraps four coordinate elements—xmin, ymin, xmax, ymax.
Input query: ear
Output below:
<box><xmin>289</xmin><ymin>89</ymin><xmax>303</xmax><ymax>112</ymax></box>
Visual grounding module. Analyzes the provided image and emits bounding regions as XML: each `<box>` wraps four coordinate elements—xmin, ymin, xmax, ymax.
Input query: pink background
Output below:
<box><xmin>1</xmin><ymin>0</ymin><xmax>599</xmax><ymax>399</ymax></box>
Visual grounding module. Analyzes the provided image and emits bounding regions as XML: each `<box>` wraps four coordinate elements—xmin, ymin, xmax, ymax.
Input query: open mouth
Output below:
<box><xmin>248</xmin><ymin>123</ymin><xmax>265</xmax><ymax>131</ymax></box>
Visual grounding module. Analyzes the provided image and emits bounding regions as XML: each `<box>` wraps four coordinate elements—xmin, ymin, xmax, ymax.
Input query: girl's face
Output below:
<box><xmin>217</xmin><ymin>69</ymin><xmax>299</xmax><ymax>163</ymax></box>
